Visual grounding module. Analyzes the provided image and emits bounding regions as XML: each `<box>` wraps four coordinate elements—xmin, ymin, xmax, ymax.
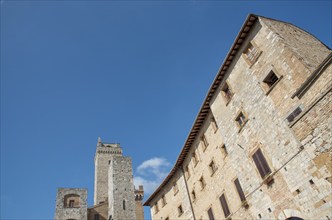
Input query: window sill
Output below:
<box><xmin>262</xmin><ymin>172</ymin><xmax>275</xmax><ymax>185</ymax></box>
<box><xmin>241</xmin><ymin>200</ymin><xmax>249</xmax><ymax>209</ymax></box>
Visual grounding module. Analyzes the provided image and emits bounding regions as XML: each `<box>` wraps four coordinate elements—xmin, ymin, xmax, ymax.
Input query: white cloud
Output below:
<box><xmin>134</xmin><ymin>157</ymin><xmax>171</xmax><ymax>195</ymax></box>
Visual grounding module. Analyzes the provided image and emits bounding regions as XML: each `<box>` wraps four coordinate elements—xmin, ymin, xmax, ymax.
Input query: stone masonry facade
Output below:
<box><xmin>54</xmin><ymin>138</ymin><xmax>144</xmax><ymax>220</ymax></box>
<box><xmin>144</xmin><ymin>14</ymin><xmax>331</xmax><ymax>220</ymax></box>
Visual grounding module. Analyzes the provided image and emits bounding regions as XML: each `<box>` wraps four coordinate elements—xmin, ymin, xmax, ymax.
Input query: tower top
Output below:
<box><xmin>95</xmin><ymin>137</ymin><xmax>123</xmax><ymax>156</ymax></box>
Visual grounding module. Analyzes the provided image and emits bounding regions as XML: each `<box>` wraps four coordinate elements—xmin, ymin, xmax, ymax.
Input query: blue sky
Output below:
<box><xmin>1</xmin><ymin>1</ymin><xmax>331</xmax><ymax>219</ymax></box>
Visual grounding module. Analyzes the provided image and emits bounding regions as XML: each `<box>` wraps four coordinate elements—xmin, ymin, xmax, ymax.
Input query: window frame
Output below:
<box><xmin>242</xmin><ymin>41</ymin><xmax>261</xmax><ymax>66</ymax></box>
<box><xmin>207</xmin><ymin>207</ymin><xmax>215</xmax><ymax>220</ymax></box>
<box><xmin>261</xmin><ymin>69</ymin><xmax>283</xmax><ymax>95</ymax></box>
<box><xmin>208</xmin><ymin>160</ymin><xmax>217</xmax><ymax>176</ymax></box>
<box><xmin>201</xmin><ymin>134</ymin><xmax>209</xmax><ymax>152</ymax></box>
<box><xmin>220</xmin><ymin>81</ymin><xmax>234</xmax><ymax>105</ymax></box>
<box><xmin>211</xmin><ymin>116</ymin><xmax>218</xmax><ymax>133</ymax></box>
<box><xmin>199</xmin><ymin>176</ymin><xmax>206</xmax><ymax>190</ymax></box>
<box><xmin>251</xmin><ymin>148</ymin><xmax>273</xmax><ymax>182</ymax></box>
<box><xmin>177</xmin><ymin>204</ymin><xmax>184</xmax><ymax>217</ymax></box>
<box><xmin>219</xmin><ymin>193</ymin><xmax>231</xmax><ymax>218</ymax></box>
<box><xmin>235</xmin><ymin>109</ymin><xmax>249</xmax><ymax>132</ymax></box>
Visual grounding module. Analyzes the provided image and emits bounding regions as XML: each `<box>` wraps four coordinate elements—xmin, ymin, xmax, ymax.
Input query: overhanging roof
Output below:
<box><xmin>143</xmin><ymin>13</ymin><xmax>258</xmax><ymax>206</ymax></box>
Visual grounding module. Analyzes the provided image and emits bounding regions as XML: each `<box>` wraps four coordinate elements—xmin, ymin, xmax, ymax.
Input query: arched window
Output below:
<box><xmin>286</xmin><ymin>218</ymin><xmax>303</xmax><ymax>220</ymax></box>
<box><xmin>64</xmin><ymin>194</ymin><xmax>80</xmax><ymax>208</ymax></box>
<box><xmin>123</xmin><ymin>200</ymin><xmax>126</xmax><ymax>210</ymax></box>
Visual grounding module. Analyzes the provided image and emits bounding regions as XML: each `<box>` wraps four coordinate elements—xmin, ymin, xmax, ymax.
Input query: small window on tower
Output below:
<box><xmin>178</xmin><ymin>205</ymin><xmax>184</xmax><ymax>216</ymax></box>
<box><xmin>123</xmin><ymin>200</ymin><xmax>126</xmax><ymax>210</ymax></box>
<box><xmin>199</xmin><ymin>176</ymin><xmax>206</xmax><ymax>190</ymax></box>
<box><xmin>201</xmin><ymin>134</ymin><xmax>209</xmax><ymax>151</ymax></box>
<box><xmin>211</xmin><ymin>117</ymin><xmax>218</xmax><ymax>133</ymax></box>
<box><xmin>235</xmin><ymin>110</ymin><xmax>248</xmax><ymax>131</ymax></box>
<box><xmin>191</xmin><ymin>190</ymin><xmax>196</xmax><ymax>201</ymax></box>
<box><xmin>221</xmin><ymin>82</ymin><xmax>234</xmax><ymax>105</ymax></box>
<box><xmin>286</xmin><ymin>107</ymin><xmax>303</xmax><ymax>123</ymax></box>
<box><xmin>69</xmin><ymin>200</ymin><xmax>75</xmax><ymax>208</ymax></box>
<box><xmin>262</xmin><ymin>70</ymin><xmax>282</xmax><ymax>95</ymax></box>
<box><xmin>209</xmin><ymin>160</ymin><xmax>217</xmax><ymax>175</ymax></box>
<box><xmin>243</xmin><ymin>42</ymin><xmax>261</xmax><ymax>66</ymax></box>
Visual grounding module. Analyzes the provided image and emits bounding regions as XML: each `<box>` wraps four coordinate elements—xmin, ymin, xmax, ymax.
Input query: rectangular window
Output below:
<box><xmin>185</xmin><ymin>165</ymin><xmax>190</xmax><ymax>179</ymax></box>
<box><xmin>199</xmin><ymin>176</ymin><xmax>206</xmax><ymax>190</ymax></box>
<box><xmin>235</xmin><ymin>111</ymin><xmax>248</xmax><ymax>130</ymax></box>
<box><xmin>252</xmin><ymin>148</ymin><xmax>272</xmax><ymax>179</ymax></box>
<box><xmin>209</xmin><ymin>160</ymin><xmax>217</xmax><ymax>175</ymax></box>
<box><xmin>173</xmin><ymin>182</ymin><xmax>179</xmax><ymax>194</ymax></box>
<box><xmin>161</xmin><ymin>194</ymin><xmax>167</xmax><ymax>207</ymax></box>
<box><xmin>221</xmin><ymin>82</ymin><xmax>233</xmax><ymax>104</ymax></box>
<box><xmin>219</xmin><ymin>194</ymin><xmax>231</xmax><ymax>218</ymax></box>
<box><xmin>154</xmin><ymin>202</ymin><xmax>159</xmax><ymax>213</ymax></box>
<box><xmin>69</xmin><ymin>200</ymin><xmax>74</xmax><ymax>208</ymax></box>
<box><xmin>178</xmin><ymin>205</ymin><xmax>184</xmax><ymax>216</ymax></box>
<box><xmin>263</xmin><ymin>70</ymin><xmax>279</xmax><ymax>89</ymax></box>
<box><xmin>208</xmin><ymin>208</ymin><xmax>215</xmax><ymax>220</ymax></box>
<box><xmin>201</xmin><ymin>135</ymin><xmax>209</xmax><ymax>151</ymax></box>
<box><xmin>287</xmin><ymin>107</ymin><xmax>302</xmax><ymax>123</ymax></box>
<box><xmin>191</xmin><ymin>190</ymin><xmax>196</xmax><ymax>201</ymax></box>
<box><xmin>94</xmin><ymin>214</ymin><xmax>100</xmax><ymax>220</ymax></box>
<box><xmin>192</xmin><ymin>152</ymin><xmax>199</xmax><ymax>166</ymax></box>
<box><xmin>220</xmin><ymin>144</ymin><xmax>228</xmax><ymax>156</ymax></box>
<box><xmin>234</xmin><ymin>178</ymin><xmax>246</xmax><ymax>202</ymax></box>
<box><xmin>243</xmin><ymin>42</ymin><xmax>260</xmax><ymax>65</ymax></box>
<box><xmin>211</xmin><ymin>117</ymin><xmax>218</xmax><ymax>132</ymax></box>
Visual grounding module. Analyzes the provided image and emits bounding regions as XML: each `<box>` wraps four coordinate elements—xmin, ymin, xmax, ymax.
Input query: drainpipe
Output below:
<box><xmin>180</xmin><ymin>166</ymin><xmax>196</xmax><ymax>220</ymax></box>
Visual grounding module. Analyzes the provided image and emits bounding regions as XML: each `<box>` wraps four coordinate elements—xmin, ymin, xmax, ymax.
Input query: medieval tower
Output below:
<box><xmin>55</xmin><ymin>138</ymin><xmax>144</xmax><ymax>220</ymax></box>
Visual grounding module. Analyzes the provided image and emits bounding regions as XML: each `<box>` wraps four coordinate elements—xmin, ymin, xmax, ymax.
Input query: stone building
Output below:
<box><xmin>144</xmin><ymin>14</ymin><xmax>332</xmax><ymax>220</ymax></box>
<box><xmin>54</xmin><ymin>138</ymin><xmax>144</xmax><ymax>220</ymax></box>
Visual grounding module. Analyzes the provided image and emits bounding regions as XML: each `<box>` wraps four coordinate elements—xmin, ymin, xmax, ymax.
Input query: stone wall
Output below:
<box><xmin>54</xmin><ymin>188</ymin><xmax>88</xmax><ymax>220</ymax></box>
<box><xmin>145</xmin><ymin>15</ymin><xmax>331</xmax><ymax>220</ymax></box>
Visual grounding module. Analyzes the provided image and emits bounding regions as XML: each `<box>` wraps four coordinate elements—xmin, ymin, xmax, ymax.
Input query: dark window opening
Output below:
<box><xmin>263</xmin><ymin>71</ymin><xmax>279</xmax><ymax>88</ymax></box>
<box><xmin>252</xmin><ymin>148</ymin><xmax>272</xmax><ymax>178</ymax></box>
<box><xmin>235</xmin><ymin>111</ymin><xmax>248</xmax><ymax>129</ymax></box>
<box><xmin>208</xmin><ymin>208</ymin><xmax>215</xmax><ymax>220</ymax></box>
<box><xmin>123</xmin><ymin>200</ymin><xmax>126</xmax><ymax>210</ymax></box>
<box><xmin>178</xmin><ymin>205</ymin><xmax>183</xmax><ymax>216</ymax></box>
<box><xmin>221</xmin><ymin>82</ymin><xmax>233</xmax><ymax>103</ymax></box>
<box><xmin>234</xmin><ymin>178</ymin><xmax>246</xmax><ymax>202</ymax></box>
<box><xmin>69</xmin><ymin>200</ymin><xmax>75</xmax><ymax>208</ymax></box>
<box><xmin>287</xmin><ymin>107</ymin><xmax>302</xmax><ymax>123</ymax></box>
<box><xmin>191</xmin><ymin>190</ymin><xmax>196</xmax><ymax>201</ymax></box>
<box><xmin>219</xmin><ymin>194</ymin><xmax>231</xmax><ymax>218</ymax></box>
<box><xmin>94</xmin><ymin>214</ymin><xmax>100</xmax><ymax>220</ymax></box>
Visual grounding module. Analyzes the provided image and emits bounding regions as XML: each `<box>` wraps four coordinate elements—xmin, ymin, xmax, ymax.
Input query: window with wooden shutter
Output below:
<box><xmin>252</xmin><ymin>148</ymin><xmax>271</xmax><ymax>178</ymax></box>
<box><xmin>234</xmin><ymin>178</ymin><xmax>246</xmax><ymax>202</ymax></box>
<box><xmin>243</xmin><ymin>42</ymin><xmax>261</xmax><ymax>65</ymax></box>
<box><xmin>219</xmin><ymin>194</ymin><xmax>231</xmax><ymax>218</ymax></box>
<box><xmin>207</xmin><ymin>208</ymin><xmax>215</xmax><ymax>220</ymax></box>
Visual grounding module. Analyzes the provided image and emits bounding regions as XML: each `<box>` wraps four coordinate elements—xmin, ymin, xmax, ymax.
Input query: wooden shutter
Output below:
<box><xmin>219</xmin><ymin>194</ymin><xmax>231</xmax><ymax>218</ymax></box>
<box><xmin>234</xmin><ymin>178</ymin><xmax>246</xmax><ymax>202</ymax></box>
<box><xmin>208</xmin><ymin>208</ymin><xmax>215</xmax><ymax>220</ymax></box>
<box><xmin>253</xmin><ymin>148</ymin><xmax>271</xmax><ymax>178</ymax></box>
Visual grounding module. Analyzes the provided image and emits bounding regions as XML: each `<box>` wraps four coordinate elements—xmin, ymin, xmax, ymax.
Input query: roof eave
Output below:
<box><xmin>143</xmin><ymin>13</ymin><xmax>258</xmax><ymax>206</ymax></box>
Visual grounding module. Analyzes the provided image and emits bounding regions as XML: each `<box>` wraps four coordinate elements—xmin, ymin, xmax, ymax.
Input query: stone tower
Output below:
<box><xmin>54</xmin><ymin>188</ymin><xmax>88</xmax><ymax>220</ymax></box>
<box><xmin>94</xmin><ymin>137</ymin><xmax>122</xmax><ymax>205</ymax></box>
<box><xmin>108</xmin><ymin>156</ymin><xmax>136</xmax><ymax>220</ymax></box>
